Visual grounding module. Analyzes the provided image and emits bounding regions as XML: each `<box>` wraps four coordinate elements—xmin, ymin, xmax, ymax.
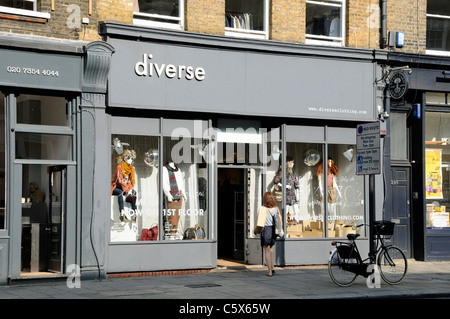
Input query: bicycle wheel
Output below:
<box><xmin>328</xmin><ymin>249</ymin><xmax>358</xmax><ymax>287</ymax></box>
<box><xmin>377</xmin><ymin>246</ymin><xmax>407</xmax><ymax>285</ymax></box>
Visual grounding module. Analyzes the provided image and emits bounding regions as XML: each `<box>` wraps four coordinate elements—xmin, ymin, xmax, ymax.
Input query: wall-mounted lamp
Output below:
<box><xmin>377</xmin><ymin>105</ymin><xmax>389</xmax><ymax>121</ymax></box>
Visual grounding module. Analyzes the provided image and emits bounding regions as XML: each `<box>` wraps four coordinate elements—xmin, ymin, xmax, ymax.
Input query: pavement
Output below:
<box><xmin>0</xmin><ymin>259</ymin><xmax>448</xmax><ymax>311</ymax></box>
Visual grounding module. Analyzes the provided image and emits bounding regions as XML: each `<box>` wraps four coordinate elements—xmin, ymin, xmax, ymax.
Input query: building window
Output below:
<box><xmin>425</xmin><ymin>111</ymin><xmax>450</xmax><ymax>230</ymax></box>
<box><xmin>390</xmin><ymin>112</ymin><xmax>408</xmax><ymax>161</ymax></box>
<box><xmin>306</xmin><ymin>0</ymin><xmax>345</xmax><ymax>47</ymax></box>
<box><xmin>225</xmin><ymin>0</ymin><xmax>268</xmax><ymax>39</ymax></box>
<box><xmin>258</xmin><ymin>137</ymin><xmax>364</xmax><ymax>239</ymax></box>
<box><xmin>0</xmin><ymin>0</ymin><xmax>50</xmax><ymax>19</ymax></box>
<box><xmin>110</xmin><ymin>133</ymin><xmax>209</xmax><ymax>242</ymax></box>
<box><xmin>426</xmin><ymin>0</ymin><xmax>450</xmax><ymax>55</ymax></box>
<box><xmin>133</xmin><ymin>0</ymin><xmax>184</xmax><ymax>30</ymax></box>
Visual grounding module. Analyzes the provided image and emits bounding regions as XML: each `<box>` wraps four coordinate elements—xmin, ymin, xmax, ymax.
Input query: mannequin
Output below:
<box><xmin>111</xmin><ymin>149</ymin><xmax>137</xmax><ymax>220</ymax></box>
<box><xmin>29</xmin><ymin>181</ymin><xmax>44</xmax><ymax>203</ymax></box>
<box><xmin>163</xmin><ymin>162</ymin><xmax>186</xmax><ymax>238</ymax></box>
<box><xmin>317</xmin><ymin>158</ymin><xmax>341</xmax><ymax>227</ymax></box>
<box><xmin>273</xmin><ymin>156</ymin><xmax>299</xmax><ymax>220</ymax></box>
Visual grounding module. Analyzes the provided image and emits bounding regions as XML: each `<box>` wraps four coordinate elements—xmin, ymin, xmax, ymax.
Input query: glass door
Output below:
<box><xmin>47</xmin><ymin>165</ymin><xmax>66</xmax><ymax>273</ymax></box>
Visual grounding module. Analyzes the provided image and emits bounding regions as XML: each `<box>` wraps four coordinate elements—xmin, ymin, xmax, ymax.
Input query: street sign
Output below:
<box><xmin>356</xmin><ymin>122</ymin><xmax>381</xmax><ymax>175</ymax></box>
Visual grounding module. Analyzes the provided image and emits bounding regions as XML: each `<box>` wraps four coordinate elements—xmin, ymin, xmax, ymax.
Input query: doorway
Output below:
<box><xmin>390</xmin><ymin>166</ymin><xmax>412</xmax><ymax>258</ymax></box>
<box><xmin>20</xmin><ymin>164</ymin><xmax>66</xmax><ymax>275</ymax></box>
<box><xmin>218</xmin><ymin>168</ymin><xmax>246</xmax><ymax>262</ymax></box>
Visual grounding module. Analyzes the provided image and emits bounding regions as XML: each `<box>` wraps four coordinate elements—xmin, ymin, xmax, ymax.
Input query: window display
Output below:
<box><xmin>425</xmin><ymin>112</ymin><xmax>450</xmax><ymax>230</ymax></box>
<box><xmin>110</xmin><ymin>134</ymin><xmax>209</xmax><ymax>242</ymax></box>
<box><xmin>260</xmin><ymin>142</ymin><xmax>364</xmax><ymax>239</ymax></box>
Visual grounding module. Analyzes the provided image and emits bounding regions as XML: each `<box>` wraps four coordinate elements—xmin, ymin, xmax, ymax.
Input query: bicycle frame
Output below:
<box><xmin>329</xmin><ymin>225</ymin><xmax>392</xmax><ymax>277</ymax></box>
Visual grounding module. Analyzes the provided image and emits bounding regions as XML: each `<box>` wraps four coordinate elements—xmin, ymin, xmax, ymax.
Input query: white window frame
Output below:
<box><xmin>225</xmin><ymin>0</ymin><xmax>269</xmax><ymax>40</ymax></box>
<box><xmin>0</xmin><ymin>0</ymin><xmax>50</xmax><ymax>20</ymax></box>
<box><xmin>133</xmin><ymin>0</ymin><xmax>184</xmax><ymax>31</ymax></box>
<box><xmin>305</xmin><ymin>0</ymin><xmax>345</xmax><ymax>47</ymax></box>
<box><xmin>426</xmin><ymin>13</ymin><xmax>450</xmax><ymax>57</ymax></box>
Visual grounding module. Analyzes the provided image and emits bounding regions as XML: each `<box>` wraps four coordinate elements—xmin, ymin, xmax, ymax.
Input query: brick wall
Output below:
<box><xmin>0</xmin><ymin>0</ymin><xmax>428</xmax><ymax>52</ymax></box>
<box><xmin>271</xmin><ymin>0</ymin><xmax>304</xmax><ymax>43</ymax></box>
<box><xmin>347</xmin><ymin>0</ymin><xmax>380</xmax><ymax>49</ymax></box>
<box><xmin>0</xmin><ymin>0</ymin><xmax>133</xmax><ymax>42</ymax></box>
<box><xmin>185</xmin><ymin>0</ymin><xmax>224</xmax><ymax>35</ymax></box>
<box><xmin>387</xmin><ymin>0</ymin><xmax>426</xmax><ymax>53</ymax></box>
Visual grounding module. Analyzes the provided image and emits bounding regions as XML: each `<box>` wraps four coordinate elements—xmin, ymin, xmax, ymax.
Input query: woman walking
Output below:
<box><xmin>259</xmin><ymin>192</ymin><xmax>282</xmax><ymax>277</ymax></box>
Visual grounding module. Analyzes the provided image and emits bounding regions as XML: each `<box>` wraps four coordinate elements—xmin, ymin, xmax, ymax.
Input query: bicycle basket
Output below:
<box><xmin>373</xmin><ymin>220</ymin><xmax>395</xmax><ymax>236</ymax></box>
<box><xmin>336</xmin><ymin>243</ymin><xmax>359</xmax><ymax>259</ymax></box>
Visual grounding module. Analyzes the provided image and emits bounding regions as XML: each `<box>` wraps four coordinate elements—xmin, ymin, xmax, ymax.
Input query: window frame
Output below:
<box><xmin>0</xmin><ymin>0</ymin><xmax>50</xmax><ymax>20</ymax></box>
<box><xmin>426</xmin><ymin>13</ymin><xmax>450</xmax><ymax>56</ymax></box>
<box><xmin>225</xmin><ymin>0</ymin><xmax>269</xmax><ymax>40</ymax></box>
<box><xmin>133</xmin><ymin>0</ymin><xmax>185</xmax><ymax>31</ymax></box>
<box><xmin>305</xmin><ymin>0</ymin><xmax>346</xmax><ymax>47</ymax></box>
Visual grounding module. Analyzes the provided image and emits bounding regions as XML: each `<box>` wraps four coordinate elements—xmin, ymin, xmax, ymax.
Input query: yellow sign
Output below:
<box><xmin>425</xmin><ymin>149</ymin><xmax>443</xmax><ymax>199</ymax></box>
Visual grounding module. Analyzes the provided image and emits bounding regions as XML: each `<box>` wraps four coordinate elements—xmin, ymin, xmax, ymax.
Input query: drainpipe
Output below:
<box><xmin>380</xmin><ymin>0</ymin><xmax>387</xmax><ymax>48</ymax></box>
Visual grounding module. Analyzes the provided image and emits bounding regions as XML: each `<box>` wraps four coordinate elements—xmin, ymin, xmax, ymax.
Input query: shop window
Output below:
<box><xmin>306</xmin><ymin>0</ymin><xmax>345</xmax><ymax>47</ymax></box>
<box><xmin>17</xmin><ymin>95</ymin><xmax>69</xmax><ymax>127</ymax></box>
<box><xmin>0</xmin><ymin>93</ymin><xmax>4</xmax><ymax>229</ymax></box>
<box><xmin>426</xmin><ymin>0</ymin><xmax>450</xmax><ymax>55</ymax></box>
<box><xmin>15</xmin><ymin>133</ymin><xmax>72</xmax><ymax>161</ymax></box>
<box><xmin>425</xmin><ymin>112</ymin><xmax>450</xmax><ymax>230</ymax></box>
<box><xmin>263</xmin><ymin>141</ymin><xmax>365</xmax><ymax>239</ymax></box>
<box><xmin>0</xmin><ymin>0</ymin><xmax>50</xmax><ymax>19</ymax></box>
<box><xmin>390</xmin><ymin>112</ymin><xmax>408</xmax><ymax>161</ymax></box>
<box><xmin>225</xmin><ymin>0</ymin><xmax>268</xmax><ymax>39</ymax></box>
<box><xmin>133</xmin><ymin>0</ymin><xmax>184</xmax><ymax>30</ymax></box>
<box><xmin>110</xmin><ymin>134</ymin><xmax>208</xmax><ymax>242</ymax></box>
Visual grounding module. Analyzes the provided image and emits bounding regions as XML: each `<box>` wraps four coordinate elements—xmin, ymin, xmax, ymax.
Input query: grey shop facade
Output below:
<box><xmin>97</xmin><ymin>22</ymin><xmax>385</xmax><ymax>276</ymax></box>
<box><xmin>0</xmin><ymin>34</ymin><xmax>114</xmax><ymax>284</ymax></box>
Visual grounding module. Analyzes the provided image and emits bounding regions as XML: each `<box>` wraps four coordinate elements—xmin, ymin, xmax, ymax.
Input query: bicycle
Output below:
<box><xmin>328</xmin><ymin>220</ymin><xmax>407</xmax><ymax>287</ymax></box>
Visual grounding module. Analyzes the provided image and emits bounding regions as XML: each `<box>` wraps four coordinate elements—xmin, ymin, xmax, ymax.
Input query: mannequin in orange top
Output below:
<box><xmin>317</xmin><ymin>158</ymin><xmax>342</xmax><ymax>229</ymax></box>
<box><xmin>111</xmin><ymin>149</ymin><xmax>137</xmax><ymax>215</ymax></box>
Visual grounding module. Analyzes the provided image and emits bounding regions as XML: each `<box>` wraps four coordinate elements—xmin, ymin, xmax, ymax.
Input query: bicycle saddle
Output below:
<box><xmin>347</xmin><ymin>233</ymin><xmax>360</xmax><ymax>240</ymax></box>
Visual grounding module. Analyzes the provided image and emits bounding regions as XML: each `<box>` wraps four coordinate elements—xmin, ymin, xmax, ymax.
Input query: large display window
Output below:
<box><xmin>110</xmin><ymin>122</ymin><xmax>209</xmax><ymax>242</ymax></box>
<box><xmin>253</xmin><ymin>126</ymin><xmax>365</xmax><ymax>239</ymax></box>
<box><xmin>425</xmin><ymin>111</ymin><xmax>450</xmax><ymax>230</ymax></box>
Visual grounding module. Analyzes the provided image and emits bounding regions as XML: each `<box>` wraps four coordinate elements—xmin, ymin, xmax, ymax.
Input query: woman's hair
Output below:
<box><xmin>263</xmin><ymin>192</ymin><xmax>277</xmax><ymax>208</ymax></box>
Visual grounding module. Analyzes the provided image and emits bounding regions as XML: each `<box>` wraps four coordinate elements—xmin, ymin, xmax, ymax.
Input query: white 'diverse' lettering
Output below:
<box><xmin>134</xmin><ymin>53</ymin><xmax>206</xmax><ymax>81</ymax></box>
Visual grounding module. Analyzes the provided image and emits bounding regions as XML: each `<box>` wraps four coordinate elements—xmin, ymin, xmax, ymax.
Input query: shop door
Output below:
<box><xmin>217</xmin><ymin>167</ymin><xmax>263</xmax><ymax>264</ymax></box>
<box><xmin>390</xmin><ymin>166</ymin><xmax>411</xmax><ymax>257</ymax></box>
<box><xmin>218</xmin><ymin>168</ymin><xmax>245</xmax><ymax>261</ymax></box>
<box><xmin>18</xmin><ymin>164</ymin><xmax>66</xmax><ymax>275</ymax></box>
<box><xmin>47</xmin><ymin>166</ymin><xmax>66</xmax><ymax>273</ymax></box>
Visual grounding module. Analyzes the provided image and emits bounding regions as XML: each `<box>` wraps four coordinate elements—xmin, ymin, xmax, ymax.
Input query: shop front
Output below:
<box><xmin>382</xmin><ymin>52</ymin><xmax>450</xmax><ymax>261</ymax></box>
<box><xmin>0</xmin><ymin>35</ymin><xmax>115</xmax><ymax>284</ymax></box>
<box><xmin>100</xmin><ymin>22</ymin><xmax>383</xmax><ymax>273</ymax></box>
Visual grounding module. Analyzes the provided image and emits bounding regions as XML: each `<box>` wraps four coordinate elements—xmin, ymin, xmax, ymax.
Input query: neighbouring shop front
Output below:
<box><xmin>0</xmin><ymin>34</ymin><xmax>114</xmax><ymax>284</ymax></box>
<box><xmin>99</xmin><ymin>22</ymin><xmax>384</xmax><ymax>274</ymax></box>
<box><xmin>381</xmin><ymin>51</ymin><xmax>450</xmax><ymax>261</ymax></box>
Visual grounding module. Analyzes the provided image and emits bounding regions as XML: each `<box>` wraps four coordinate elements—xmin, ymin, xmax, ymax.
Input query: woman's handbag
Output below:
<box><xmin>254</xmin><ymin>206</ymin><xmax>267</xmax><ymax>235</ymax></box>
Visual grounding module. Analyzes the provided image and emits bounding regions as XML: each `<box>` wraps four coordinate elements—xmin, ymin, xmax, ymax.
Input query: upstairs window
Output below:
<box><xmin>225</xmin><ymin>0</ymin><xmax>268</xmax><ymax>39</ymax></box>
<box><xmin>0</xmin><ymin>0</ymin><xmax>50</xmax><ymax>19</ymax></box>
<box><xmin>426</xmin><ymin>0</ymin><xmax>450</xmax><ymax>55</ymax></box>
<box><xmin>133</xmin><ymin>0</ymin><xmax>184</xmax><ymax>30</ymax></box>
<box><xmin>306</xmin><ymin>0</ymin><xmax>345</xmax><ymax>46</ymax></box>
